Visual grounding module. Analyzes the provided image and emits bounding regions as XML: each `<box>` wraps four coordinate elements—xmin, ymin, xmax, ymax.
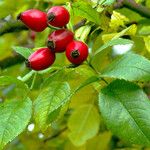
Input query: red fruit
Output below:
<box><xmin>47</xmin><ymin>29</ymin><xmax>74</xmax><ymax>53</ymax></box>
<box><xmin>47</xmin><ymin>6</ymin><xmax>70</xmax><ymax>27</ymax></box>
<box><xmin>66</xmin><ymin>41</ymin><xmax>88</xmax><ymax>65</ymax></box>
<box><xmin>26</xmin><ymin>48</ymin><xmax>55</xmax><ymax>71</ymax></box>
<box><xmin>18</xmin><ymin>9</ymin><xmax>47</xmax><ymax>32</ymax></box>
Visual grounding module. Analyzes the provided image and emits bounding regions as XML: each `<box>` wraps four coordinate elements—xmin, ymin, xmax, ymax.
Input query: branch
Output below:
<box><xmin>0</xmin><ymin>20</ymin><xmax>28</xmax><ymax>36</ymax></box>
<box><xmin>115</xmin><ymin>0</ymin><xmax>150</xmax><ymax>18</ymax></box>
<box><xmin>73</xmin><ymin>19</ymin><xmax>87</xmax><ymax>30</ymax></box>
<box><xmin>0</xmin><ymin>54</ymin><xmax>25</xmax><ymax>70</ymax></box>
<box><xmin>0</xmin><ymin>18</ymin><xmax>86</xmax><ymax>36</ymax></box>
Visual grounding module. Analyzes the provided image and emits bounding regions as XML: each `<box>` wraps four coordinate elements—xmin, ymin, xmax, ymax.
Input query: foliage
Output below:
<box><xmin>0</xmin><ymin>0</ymin><xmax>150</xmax><ymax>150</ymax></box>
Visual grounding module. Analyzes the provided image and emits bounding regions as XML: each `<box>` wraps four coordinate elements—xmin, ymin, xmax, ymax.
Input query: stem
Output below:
<box><xmin>87</xmin><ymin>60</ymin><xmax>108</xmax><ymax>85</ymax></box>
<box><xmin>37</xmin><ymin>67</ymin><xmax>60</xmax><ymax>74</ymax></box>
<box><xmin>73</xmin><ymin>19</ymin><xmax>87</xmax><ymax>31</ymax></box>
<box><xmin>0</xmin><ymin>55</ymin><xmax>25</xmax><ymax>69</ymax></box>
<box><xmin>30</xmin><ymin>72</ymin><xmax>37</xmax><ymax>90</ymax></box>
<box><xmin>17</xmin><ymin>70</ymin><xmax>34</xmax><ymax>82</ymax></box>
<box><xmin>47</xmin><ymin>24</ymin><xmax>61</xmax><ymax>30</ymax></box>
<box><xmin>0</xmin><ymin>20</ymin><xmax>27</xmax><ymax>36</ymax></box>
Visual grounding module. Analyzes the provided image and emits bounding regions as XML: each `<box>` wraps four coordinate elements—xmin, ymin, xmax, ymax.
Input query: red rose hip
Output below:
<box><xmin>66</xmin><ymin>41</ymin><xmax>88</xmax><ymax>65</ymax></box>
<box><xmin>47</xmin><ymin>6</ymin><xmax>70</xmax><ymax>27</ymax></box>
<box><xmin>26</xmin><ymin>48</ymin><xmax>55</xmax><ymax>71</ymax></box>
<box><xmin>47</xmin><ymin>29</ymin><xmax>74</xmax><ymax>53</ymax></box>
<box><xmin>18</xmin><ymin>9</ymin><xmax>47</xmax><ymax>32</ymax></box>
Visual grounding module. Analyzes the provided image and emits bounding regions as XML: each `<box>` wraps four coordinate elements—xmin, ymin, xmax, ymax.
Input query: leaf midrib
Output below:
<box><xmin>73</xmin><ymin>3</ymin><xmax>99</xmax><ymax>23</ymax></box>
<box><xmin>0</xmin><ymin>101</ymin><xmax>24</xmax><ymax>147</ymax></box>
<box><xmin>45</xmin><ymin>84</ymin><xmax>61</xmax><ymax>123</ymax></box>
<box><xmin>74</xmin><ymin>105</ymin><xmax>93</xmax><ymax>142</ymax></box>
<box><xmin>110</xmin><ymin>89</ymin><xmax>150</xmax><ymax>144</ymax></box>
<box><xmin>103</xmin><ymin>65</ymin><xmax>150</xmax><ymax>75</ymax></box>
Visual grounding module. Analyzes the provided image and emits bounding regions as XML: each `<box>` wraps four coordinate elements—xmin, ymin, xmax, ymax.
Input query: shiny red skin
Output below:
<box><xmin>47</xmin><ymin>29</ymin><xmax>74</xmax><ymax>53</ymax></box>
<box><xmin>66</xmin><ymin>41</ymin><xmax>89</xmax><ymax>65</ymax></box>
<box><xmin>19</xmin><ymin>9</ymin><xmax>47</xmax><ymax>32</ymax></box>
<box><xmin>47</xmin><ymin>6</ymin><xmax>70</xmax><ymax>27</ymax></box>
<box><xmin>28</xmin><ymin>48</ymin><xmax>55</xmax><ymax>71</ymax></box>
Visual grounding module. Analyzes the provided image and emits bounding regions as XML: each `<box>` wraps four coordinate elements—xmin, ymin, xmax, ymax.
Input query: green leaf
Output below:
<box><xmin>72</xmin><ymin>1</ymin><xmax>100</xmax><ymax>24</ymax></box>
<box><xmin>99</xmin><ymin>0</ymin><xmax>116</xmax><ymax>5</ymax></box>
<box><xmin>144</xmin><ymin>35</ymin><xmax>150</xmax><ymax>53</ymax></box>
<box><xmin>101</xmin><ymin>53</ymin><xmax>150</xmax><ymax>82</ymax></box>
<box><xmin>0</xmin><ymin>98</ymin><xmax>32</xmax><ymax>149</ymax></box>
<box><xmin>75</xmin><ymin>25</ymin><xmax>92</xmax><ymax>42</ymax></box>
<box><xmin>34</xmin><ymin>75</ymin><xmax>100</xmax><ymax>131</ymax></box>
<box><xmin>47</xmin><ymin>107</ymin><xmax>61</xmax><ymax>124</ymax></box>
<box><xmin>99</xmin><ymin>80</ymin><xmax>150</xmax><ymax>146</ymax></box>
<box><xmin>112</xmin><ymin>24</ymin><xmax>137</xmax><ymax>39</ymax></box>
<box><xmin>86</xmin><ymin>132</ymin><xmax>112</xmax><ymax>150</ymax></box>
<box><xmin>92</xmin><ymin>0</ymin><xmax>114</xmax><ymax>5</ymax></box>
<box><xmin>34</xmin><ymin>81</ymin><xmax>71</xmax><ymax>130</ymax></box>
<box><xmin>93</xmin><ymin>38</ymin><xmax>133</xmax><ymax>57</ymax></box>
<box><xmin>66</xmin><ymin>2</ymin><xmax>74</xmax><ymax>31</ymax></box>
<box><xmin>12</xmin><ymin>46</ymin><xmax>33</xmax><ymax>59</ymax></box>
<box><xmin>74</xmin><ymin>76</ymin><xmax>100</xmax><ymax>93</ymax></box>
<box><xmin>109</xmin><ymin>11</ymin><xmax>129</xmax><ymax>31</ymax></box>
<box><xmin>0</xmin><ymin>76</ymin><xmax>29</xmax><ymax>99</ymax></box>
<box><xmin>68</xmin><ymin>104</ymin><xmax>100</xmax><ymax>146</ymax></box>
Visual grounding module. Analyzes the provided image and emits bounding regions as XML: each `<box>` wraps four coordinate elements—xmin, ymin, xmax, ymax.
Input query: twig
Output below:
<box><xmin>30</xmin><ymin>72</ymin><xmax>37</xmax><ymax>90</ymax></box>
<box><xmin>114</xmin><ymin>0</ymin><xmax>150</xmax><ymax>18</ymax></box>
<box><xmin>73</xmin><ymin>19</ymin><xmax>87</xmax><ymax>30</ymax></box>
<box><xmin>0</xmin><ymin>54</ymin><xmax>25</xmax><ymax>70</ymax></box>
<box><xmin>87</xmin><ymin>60</ymin><xmax>108</xmax><ymax>85</ymax></box>
<box><xmin>0</xmin><ymin>20</ymin><xmax>27</xmax><ymax>36</ymax></box>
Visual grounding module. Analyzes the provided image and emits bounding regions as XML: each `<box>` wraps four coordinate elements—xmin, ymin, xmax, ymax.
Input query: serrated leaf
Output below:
<box><xmin>68</xmin><ymin>104</ymin><xmax>100</xmax><ymax>146</ymax></box>
<box><xmin>34</xmin><ymin>81</ymin><xmax>70</xmax><ymax>130</ymax></box>
<box><xmin>34</xmin><ymin>76</ymin><xmax>100</xmax><ymax>131</ymax></box>
<box><xmin>12</xmin><ymin>46</ymin><xmax>32</xmax><ymax>59</ymax></box>
<box><xmin>0</xmin><ymin>98</ymin><xmax>32</xmax><ymax>149</ymax></box>
<box><xmin>101</xmin><ymin>53</ymin><xmax>150</xmax><ymax>81</ymax></box>
<box><xmin>72</xmin><ymin>1</ymin><xmax>100</xmax><ymax>24</ymax></box>
<box><xmin>93</xmin><ymin>38</ymin><xmax>133</xmax><ymax>57</ymax></box>
<box><xmin>99</xmin><ymin>80</ymin><xmax>150</xmax><ymax>146</ymax></box>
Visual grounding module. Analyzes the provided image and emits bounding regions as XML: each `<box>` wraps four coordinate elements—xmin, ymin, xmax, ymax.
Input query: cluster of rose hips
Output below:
<box><xmin>18</xmin><ymin>6</ymin><xmax>89</xmax><ymax>71</ymax></box>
